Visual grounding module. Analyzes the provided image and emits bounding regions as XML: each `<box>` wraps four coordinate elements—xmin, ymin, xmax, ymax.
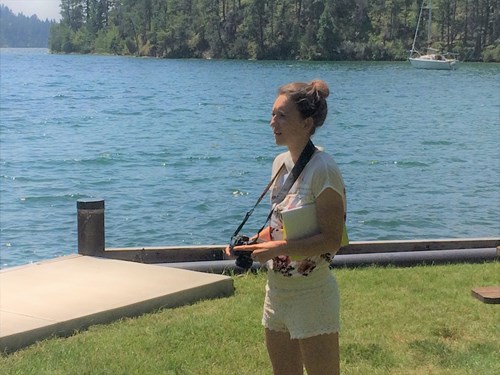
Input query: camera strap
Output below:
<box><xmin>271</xmin><ymin>140</ymin><xmax>316</xmax><ymax>205</ymax></box>
<box><xmin>230</xmin><ymin>140</ymin><xmax>317</xmax><ymax>240</ymax></box>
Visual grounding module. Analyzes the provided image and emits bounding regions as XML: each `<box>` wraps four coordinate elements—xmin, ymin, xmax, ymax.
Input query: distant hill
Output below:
<box><xmin>0</xmin><ymin>4</ymin><xmax>56</xmax><ymax>48</ymax></box>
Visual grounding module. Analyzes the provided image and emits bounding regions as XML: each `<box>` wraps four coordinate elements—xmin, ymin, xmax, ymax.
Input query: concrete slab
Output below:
<box><xmin>0</xmin><ymin>255</ymin><xmax>234</xmax><ymax>353</ymax></box>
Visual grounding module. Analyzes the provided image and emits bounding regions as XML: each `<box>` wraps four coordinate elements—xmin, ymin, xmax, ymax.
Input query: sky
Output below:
<box><xmin>1</xmin><ymin>0</ymin><xmax>61</xmax><ymax>21</ymax></box>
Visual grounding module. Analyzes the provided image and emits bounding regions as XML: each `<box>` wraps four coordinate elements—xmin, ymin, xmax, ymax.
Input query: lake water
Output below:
<box><xmin>0</xmin><ymin>48</ymin><xmax>499</xmax><ymax>269</ymax></box>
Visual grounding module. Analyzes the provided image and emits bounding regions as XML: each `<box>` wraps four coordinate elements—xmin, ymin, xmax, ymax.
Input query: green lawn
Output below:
<box><xmin>1</xmin><ymin>261</ymin><xmax>499</xmax><ymax>375</ymax></box>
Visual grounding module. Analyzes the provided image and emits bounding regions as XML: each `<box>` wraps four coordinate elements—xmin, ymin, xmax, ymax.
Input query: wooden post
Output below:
<box><xmin>77</xmin><ymin>199</ymin><xmax>105</xmax><ymax>256</ymax></box>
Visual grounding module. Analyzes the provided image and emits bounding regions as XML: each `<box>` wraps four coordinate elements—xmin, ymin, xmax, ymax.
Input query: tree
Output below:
<box><xmin>48</xmin><ymin>0</ymin><xmax>499</xmax><ymax>61</ymax></box>
<box><xmin>317</xmin><ymin>3</ymin><xmax>340</xmax><ymax>60</ymax></box>
<box><xmin>0</xmin><ymin>5</ymin><xmax>55</xmax><ymax>47</ymax></box>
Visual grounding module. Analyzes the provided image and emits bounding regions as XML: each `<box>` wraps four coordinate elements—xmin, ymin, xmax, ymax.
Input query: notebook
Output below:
<box><xmin>282</xmin><ymin>203</ymin><xmax>350</xmax><ymax>245</ymax></box>
<box><xmin>281</xmin><ymin>204</ymin><xmax>320</xmax><ymax>241</ymax></box>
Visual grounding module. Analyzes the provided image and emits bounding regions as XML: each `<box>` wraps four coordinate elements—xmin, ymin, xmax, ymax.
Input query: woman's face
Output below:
<box><xmin>270</xmin><ymin>94</ymin><xmax>310</xmax><ymax>147</ymax></box>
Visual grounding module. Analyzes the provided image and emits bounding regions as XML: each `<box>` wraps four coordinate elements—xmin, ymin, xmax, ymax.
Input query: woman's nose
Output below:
<box><xmin>270</xmin><ymin>115</ymin><xmax>276</xmax><ymax>127</ymax></box>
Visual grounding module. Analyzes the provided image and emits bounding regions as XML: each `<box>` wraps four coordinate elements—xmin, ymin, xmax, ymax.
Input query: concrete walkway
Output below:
<box><xmin>0</xmin><ymin>255</ymin><xmax>234</xmax><ymax>353</ymax></box>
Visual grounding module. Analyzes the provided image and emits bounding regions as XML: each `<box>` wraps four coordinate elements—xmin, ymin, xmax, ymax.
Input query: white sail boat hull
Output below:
<box><xmin>409</xmin><ymin>55</ymin><xmax>460</xmax><ymax>70</ymax></box>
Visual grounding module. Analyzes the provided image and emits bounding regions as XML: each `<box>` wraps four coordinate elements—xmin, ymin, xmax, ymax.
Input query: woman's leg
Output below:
<box><xmin>299</xmin><ymin>332</ymin><xmax>340</xmax><ymax>375</ymax></box>
<box><xmin>265</xmin><ymin>328</ymin><xmax>303</xmax><ymax>375</ymax></box>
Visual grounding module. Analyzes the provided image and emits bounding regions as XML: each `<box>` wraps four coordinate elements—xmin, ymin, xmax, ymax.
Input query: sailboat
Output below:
<box><xmin>409</xmin><ymin>0</ymin><xmax>460</xmax><ymax>70</ymax></box>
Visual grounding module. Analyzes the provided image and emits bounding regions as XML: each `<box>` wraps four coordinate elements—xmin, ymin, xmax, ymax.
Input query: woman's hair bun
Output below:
<box><xmin>310</xmin><ymin>79</ymin><xmax>330</xmax><ymax>99</ymax></box>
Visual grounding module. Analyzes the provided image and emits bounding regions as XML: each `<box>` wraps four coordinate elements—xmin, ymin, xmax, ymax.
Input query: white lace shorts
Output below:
<box><xmin>262</xmin><ymin>267</ymin><xmax>340</xmax><ymax>339</ymax></box>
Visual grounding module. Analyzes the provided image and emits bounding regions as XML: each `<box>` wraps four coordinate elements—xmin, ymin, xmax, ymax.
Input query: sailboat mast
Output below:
<box><xmin>411</xmin><ymin>0</ymin><xmax>425</xmax><ymax>54</ymax></box>
<box><xmin>428</xmin><ymin>0</ymin><xmax>432</xmax><ymax>47</ymax></box>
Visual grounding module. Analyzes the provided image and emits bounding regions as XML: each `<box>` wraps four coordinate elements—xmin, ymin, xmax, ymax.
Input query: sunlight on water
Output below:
<box><xmin>0</xmin><ymin>49</ymin><xmax>499</xmax><ymax>268</ymax></box>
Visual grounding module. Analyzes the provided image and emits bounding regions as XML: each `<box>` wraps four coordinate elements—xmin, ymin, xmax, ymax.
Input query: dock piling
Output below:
<box><xmin>77</xmin><ymin>199</ymin><xmax>105</xmax><ymax>256</ymax></box>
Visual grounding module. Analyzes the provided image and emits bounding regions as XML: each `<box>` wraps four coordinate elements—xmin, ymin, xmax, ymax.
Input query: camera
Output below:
<box><xmin>229</xmin><ymin>235</ymin><xmax>255</xmax><ymax>269</ymax></box>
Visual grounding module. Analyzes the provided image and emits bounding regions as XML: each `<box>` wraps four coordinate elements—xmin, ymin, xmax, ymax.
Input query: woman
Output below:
<box><xmin>228</xmin><ymin>79</ymin><xmax>347</xmax><ymax>375</ymax></box>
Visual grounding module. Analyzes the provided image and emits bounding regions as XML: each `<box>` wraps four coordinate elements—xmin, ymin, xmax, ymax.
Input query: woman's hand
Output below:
<box><xmin>224</xmin><ymin>227</ymin><xmax>274</xmax><ymax>258</ymax></box>
<box><xmin>224</xmin><ymin>245</ymin><xmax>234</xmax><ymax>258</ymax></box>
<box><xmin>233</xmin><ymin>240</ymin><xmax>286</xmax><ymax>264</ymax></box>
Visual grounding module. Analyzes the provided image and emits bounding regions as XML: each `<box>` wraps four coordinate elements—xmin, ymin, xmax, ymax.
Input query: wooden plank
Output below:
<box><xmin>104</xmin><ymin>246</ymin><xmax>225</xmax><ymax>263</ymax></box>
<box><xmin>471</xmin><ymin>286</ymin><xmax>500</xmax><ymax>304</ymax></box>
<box><xmin>98</xmin><ymin>238</ymin><xmax>500</xmax><ymax>263</ymax></box>
<box><xmin>339</xmin><ymin>238</ymin><xmax>500</xmax><ymax>255</ymax></box>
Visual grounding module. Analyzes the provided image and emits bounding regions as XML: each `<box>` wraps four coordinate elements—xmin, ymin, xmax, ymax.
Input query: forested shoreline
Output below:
<box><xmin>50</xmin><ymin>0</ymin><xmax>499</xmax><ymax>61</ymax></box>
<box><xmin>0</xmin><ymin>5</ymin><xmax>55</xmax><ymax>47</ymax></box>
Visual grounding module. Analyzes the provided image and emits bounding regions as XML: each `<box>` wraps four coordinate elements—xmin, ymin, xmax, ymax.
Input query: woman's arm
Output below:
<box><xmin>237</xmin><ymin>187</ymin><xmax>345</xmax><ymax>263</ymax></box>
<box><xmin>252</xmin><ymin>226</ymin><xmax>273</xmax><ymax>242</ymax></box>
<box><xmin>223</xmin><ymin>226</ymin><xmax>273</xmax><ymax>257</ymax></box>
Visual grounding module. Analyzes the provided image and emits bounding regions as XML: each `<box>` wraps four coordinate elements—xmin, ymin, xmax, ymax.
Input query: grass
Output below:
<box><xmin>1</xmin><ymin>261</ymin><xmax>499</xmax><ymax>374</ymax></box>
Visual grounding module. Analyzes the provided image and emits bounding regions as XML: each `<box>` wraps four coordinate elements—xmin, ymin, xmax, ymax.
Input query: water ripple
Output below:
<box><xmin>0</xmin><ymin>49</ymin><xmax>499</xmax><ymax>268</ymax></box>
